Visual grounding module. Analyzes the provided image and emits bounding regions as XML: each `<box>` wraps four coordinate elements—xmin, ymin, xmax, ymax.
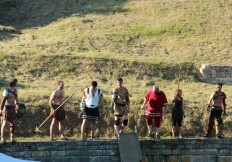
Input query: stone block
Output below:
<box><xmin>217</xmin><ymin>156</ymin><xmax>232</xmax><ymax>162</ymax></box>
<box><xmin>148</xmin><ymin>155</ymin><xmax>167</xmax><ymax>162</ymax></box>
<box><xmin>88</xmin><ymin>150</ymin><xmax>102</xmax><ymax>156</ymax></box>
<box><xmin>102</xmin><ymin>150</ymin><xmax>119</xmax><ymax>156</ymax></box>
<box><xmin>76</xmin><ymin>146</ymin><xmax>86</xmax><ymax>150</ymax></box>
<box><xmin>51</xmin><ymin>151</ymin><xmax>66</xmax><ymax>157</ymax></box>
<box><xmin>193</xmin><ymin>155</ymin><xmax>216</xmax><ymax>162</ymax></box>
<box><xmin>204</xmin><ymin>149</ymin><xmax>218</xmax><ymax>155</ymax></box>
<box><xmin>19</xmin><ymin>151</ymin><xmax>32</xmax><ymax>158</ymax></box>
<box><xmin>167</xmin><ymin>155</ymin><xmax>180</xmax><ymax>162</ymax></box>
<box><xmin>142</xmin><ymin>149</ymin><xmax>156</xmax><ymax>155</ymax></box>
<box><xmin>76</xmin><ymin>150</ymin><xmax>89</xmax><ymax>156</ymax></box>
<box><xmin>172</xmin><ymin>149</ymin><xmax>189</xmax><ymax>155</ymax></box>
<box><xmin>92</xmin><ymin>156</ymin><xmax>120</xmax><ymax>162</ymax></box>
<box><xmin>43</xmin><ymin>146</ymin><xmax>58</xmax><ymax>151</ymax></box>
<box><xmin>181</xmin><ymin>155</ymin><xmax>193</xmax><ymax>162</ymax></box>
<box><xmin>105</xmin><ymin>145</ymin><xmax>114</xmax><ymax>150</ymax></box>
<box><xmin>32</xmin><ymin>151</ymin><xmax>44</xmax><ymax>157</ymax></box>
<box><xmin>66</xmin><ymin>150</ymin><xmax>77</xmax><ymax>156</ymax></box>
<box><xmin>177</xmin><ymin>145</ymin><xmax>185</xmax><ymax>149</ymax></box>
<box><xmin>44</xmin><ymin>151</ymin><xmax>52</xmax><ymax>157</ymax></box>
<box><xmin>190</xmin><ymin>149</ymin><xmax>203</xmax><ymax>155</ymax></box>
<box><xmin>161</xmin><ymin>149</ymin><xmax>171</xmax><ymax>155</ymax></box>
<box><xmin>219</xmin><ymin>149</ymin><xmax>231</xmax><ymax>156</ymax></box>
<box><xmin>65</xmin><ymin>146</ymin><xmax>77</xmax><ymax>150</ymax></box>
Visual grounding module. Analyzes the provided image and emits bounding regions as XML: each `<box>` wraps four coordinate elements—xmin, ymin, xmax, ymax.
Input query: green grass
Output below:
<box><xmin>0</xmin><ymin>0</ymin><xmax>231</xmax><ymax>140</ymax></box>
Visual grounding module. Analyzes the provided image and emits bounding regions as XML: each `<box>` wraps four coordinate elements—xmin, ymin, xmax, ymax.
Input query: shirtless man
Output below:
<box><xmin>111</xmin><ymin>78</ymin><xmax>130</xmax><ymax>138</ymax></box>
<box><xmin>204</xmin><ymin>83</ymin><xmax>226</xmax><ymax>139</ymax></box>
<box><xmin>0</xmin><ymin>78</ymin><xmax>19</xmax><ymax>143</ymax></box>
<box><xmin>49</xmin><ymin>81</ymin><xmax>68</xmax><ymax>141</ymax></box>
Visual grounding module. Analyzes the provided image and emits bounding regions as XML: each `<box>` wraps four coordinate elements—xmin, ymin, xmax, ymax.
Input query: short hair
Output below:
<box><xmin>217</xmin><ymin>83</ymin><xmax>223</xmax><ymax>87</ymax></box>
<box><xmin>91</xmin><ymin>81</ymin><xmax>97</xmax><ymax>87</ymax></box>
<box><xmin>176</xmin><ymin>89</ymin><xmax>182</xmax><ymax>93</ymax></box>
<box><xmin>153</xmin><ymin>84</ymin><xmax>159</xmax><ymax>88</ymax></box>
<box><xmin>57</xmin><ymin>80</ymin><xmax>63</xmax><ymax>85</ymax></box>
<box><xmin>9</xmin><ymin>78</ymin><xmax>17</xmax><ymax>87</ymax></box>
<box><xmin>117</xmin><ymin>78</ymin><xmax>123</xmax><ymax>82</ymax></box>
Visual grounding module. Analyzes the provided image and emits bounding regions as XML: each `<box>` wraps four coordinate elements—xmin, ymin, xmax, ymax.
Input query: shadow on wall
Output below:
<box><xmin>0</xmin><ymin>0</ymin><xmax>128</xmax><ymax>40</ymax></box>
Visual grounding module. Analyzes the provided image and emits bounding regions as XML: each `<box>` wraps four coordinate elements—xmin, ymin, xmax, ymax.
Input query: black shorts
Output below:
<box><xmin>82</xmin><ymin>107</ymin><xmax>99</xmax><ymax>120</ymax></box>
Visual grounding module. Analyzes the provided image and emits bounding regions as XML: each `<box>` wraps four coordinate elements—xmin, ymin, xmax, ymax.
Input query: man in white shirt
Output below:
<box><xmin>80</xmin><ymin>81</ymin><xmax>103</xmax><ymax>140</ymax></box>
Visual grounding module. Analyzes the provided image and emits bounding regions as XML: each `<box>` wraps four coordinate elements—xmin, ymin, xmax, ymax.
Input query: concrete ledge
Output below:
<box><xmin>199</xmin><ymin>64</ymin><xmax>232</xmax><ymax>84</ymax></box>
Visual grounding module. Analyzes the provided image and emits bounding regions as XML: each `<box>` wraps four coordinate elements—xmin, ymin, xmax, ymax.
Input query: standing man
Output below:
<box><xmin>111</xmin><ymin>78</ymin><xmax>130</xmax><ymax>138</ymax></box>
<box><xmin>49</xmin><ymin>81</ymin><xmax>68</xmax><ymax>141</ymax></box>
<box><xmin>141</xmin><ymin>84</ymin><xmax>168</xmax><ymax>139</ymax></box>
<box><xmin>81</xmin><ymin>81</ymin><xmax>103</xmax><ymax>140</ymax></box>
<box><xmin>204</xmin><ymin>83</ymin><xmax>227</xmax><ymax>139</ymax></box>
<box><xmin>0</xmin><ymin>78</ymin><xmax>19</xmax><ymax>143</ymax></box>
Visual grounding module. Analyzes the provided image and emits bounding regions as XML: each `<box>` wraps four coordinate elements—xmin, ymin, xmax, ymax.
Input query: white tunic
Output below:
<box><xmin>85</xmin><ymin>88</ymin><xmax>102</xmax><ymax>108</ymax></box>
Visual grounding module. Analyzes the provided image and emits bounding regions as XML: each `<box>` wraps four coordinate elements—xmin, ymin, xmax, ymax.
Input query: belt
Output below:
<box><xmin>211</xmin><ymin>106</ymin><xmax>222</xmax><ymax>110</ymax></box>
<box><xmin>115</xmin><ymin>103</ymin><xmax>126</xmax><ymax>106</ymax></box>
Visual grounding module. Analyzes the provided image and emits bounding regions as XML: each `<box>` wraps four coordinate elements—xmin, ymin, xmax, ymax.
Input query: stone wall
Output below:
<box><xmin>199</xmin><ymin>64</ymin><xmax>232</xmax><ymax>84</ymax></box>
<box><xmin>0</xmin><ymin>139</ymin><xmax>232</xmax><ymax>162</ymax></box>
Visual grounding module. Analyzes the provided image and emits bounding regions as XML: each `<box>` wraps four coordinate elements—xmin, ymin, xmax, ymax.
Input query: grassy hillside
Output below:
<box><xmin>0</xmin><ymin>0</ymin><xmax>231</xmax><ymax>140</ymax></box>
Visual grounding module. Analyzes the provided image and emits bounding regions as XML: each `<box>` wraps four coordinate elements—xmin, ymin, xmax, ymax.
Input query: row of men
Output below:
<box><xmin>0</xmin><ymin>78</ymin><xmax>227</xmax><ymax>142</ymax></box>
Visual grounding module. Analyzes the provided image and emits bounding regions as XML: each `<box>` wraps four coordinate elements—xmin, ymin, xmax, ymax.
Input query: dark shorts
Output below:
<box><xmin>172</xmin><ymin>118</ymin><xmax>183</xmax><ymax>127</ymax></box>
<box><xmin>82</xmin><ymin>107</ymin><xmax>99</xmax><ymax>120</ymax></box>
<box><xmin>53</xmin><ymin>104</ymin><xmax>65</xmax><ymax>121</ymax></box>
<box><xmin>2</xmin><ymin>105</ymin><xmax>16</xmax><ymax>121</ymax></box>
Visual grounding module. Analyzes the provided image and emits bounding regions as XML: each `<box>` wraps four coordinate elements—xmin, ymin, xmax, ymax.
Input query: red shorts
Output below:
<box><xmin>146</xmin><ymin>115</ymin><xmax>162</xmax><ymax>128</ymax></box>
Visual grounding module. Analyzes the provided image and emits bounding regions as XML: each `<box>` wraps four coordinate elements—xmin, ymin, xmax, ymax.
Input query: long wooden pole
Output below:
<box><xmin>34</xmin><ymin>93</ymin><xmax>75</xmax><ymax>133</ymax></box>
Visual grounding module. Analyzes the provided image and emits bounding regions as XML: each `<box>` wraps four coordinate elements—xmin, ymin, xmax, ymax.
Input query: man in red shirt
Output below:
<box><xmin>141</xmin><ymin>85</ymin><xmax>168</xmax><ymax>139</ymax></box>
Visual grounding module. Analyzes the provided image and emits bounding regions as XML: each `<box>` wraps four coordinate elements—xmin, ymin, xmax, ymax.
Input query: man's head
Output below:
<box><xmin>117</xmin><ymin>78</ymin><xmax>123</xmax><ymax>88</ymax></box>
<box><xmin>153</xmin><ymin>85</ymin><xmax>160</xmax><ymax>94</ymax></box>
<box><xmin>216</xmin><ymin>83</ymin><xmax>223</xmax><ymax>92</ymax></box>
<box><xmin>57</xmin><ymin>81</ymin><xmax>64</xmax><ymax>90</ymax></box>
<box><xmin>91</xmin><ymin>81</ymin><xmax>98</xmax><ymax>87</ymax></box>
<box><xmin>9</xmin><ymin>78</ymin><xmax>17</xmax><ymax>87</ymax></box>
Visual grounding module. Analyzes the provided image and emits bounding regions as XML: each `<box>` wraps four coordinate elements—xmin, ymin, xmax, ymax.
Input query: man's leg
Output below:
<box><xmin>178</xmin><ymin>119</ymin><xmax>183</xmax><ymax>138</ymax></box>
<box><xmin>81</xmin><ymin>119</ymin><xmax>88</xmax><ymax>139</ymax></box>
<box><xmin>205</xmin><ymin>110</ymin><xmax>216</xmax><ymax>137</ymax></box>
<box><xmin>178</xmin><ymin>127</ymin><xmax>183</xmax><ymax>138</ymax></box>
<box><xmin>1</xmin><ymin>118</ymin><xmax>7</xmax><ymax>142</ymax></box>
<box><xmin>114</xmin><ymin>116</ymin><xmax>120</xmax><ymax>137</ymax></box>
<box><xmin>215</xmin><ymin>110</ymin><xmax>223</xmax><ymax>138</ymax></box>
<box><xmin>172</xmin><ymin>126</ymin><xmax>176</xmax><ymax>137</ymax></box>
<box><xmin>50</xmin><ymin>118</ymin><xmax>56</xmax><ymax>140</ymax></box>
<box><xmin>59</xmin><ymin>120</ymin><xmax>68</xmax><ymax>140</ymax></box>
<box><xmin>91</xmin><ymin>119</ymin><xmax>97</xmax><ymax>140</ymax></box>
<box><xmin>154</xmin><ymin>116</ymin><xmax>161</xmax><ymax>138</ymax></box>
<box><xmin>146</xmin><ymin>116</ymin><xmax>153</xmax><ymax>136</ymax></box>
<box><xmin>9</xmin><ymin>120</ymin><xmax>15</xmax><ymax>142</ymax></box>
<box><xmin>120</xmin><ymin>115</ymin><xmax>128</xmax><ymax>133</ymax></box>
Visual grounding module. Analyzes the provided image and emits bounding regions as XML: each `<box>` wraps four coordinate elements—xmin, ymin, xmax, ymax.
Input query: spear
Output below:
<box><xmin>34</xmin><ymin>93</ymin><xmax>75</xmax><ymax>133</ymax></box>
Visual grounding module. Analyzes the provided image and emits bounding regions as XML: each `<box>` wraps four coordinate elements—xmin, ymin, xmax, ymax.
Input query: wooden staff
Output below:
<box><xmin>34</xmin><ymin>93</ymin><xmax>75</xmax><ymax>133</ymax></box>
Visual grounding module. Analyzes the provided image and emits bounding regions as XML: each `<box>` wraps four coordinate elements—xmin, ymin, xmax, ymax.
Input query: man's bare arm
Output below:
<box><xmin>99</xmin><ymin>94</ymin><xmax>103</xmax><ymax>108</ymax></box>
<box><xmin>208</xmin><ymin>92</ymin><xmax>215</xmax><ymax>106</ymax></box>
<box><xmin>81</xmin><ymin>91</ymin><xmax>86</xmax><ymax>102</ymax></box>
<box><xmin>223</xmin><ymin>97</ymin><xmax>226</xmax><ymax>114</ymax></box>
<box><xmin>49</xmin><ymin>91</ymin><xmax>55</xmax><ymax>108</ymax></box>
<box><xmin>141</xmin><ymin>98</ymin><xmax>147</xmax><ymax>110</ymax></box>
